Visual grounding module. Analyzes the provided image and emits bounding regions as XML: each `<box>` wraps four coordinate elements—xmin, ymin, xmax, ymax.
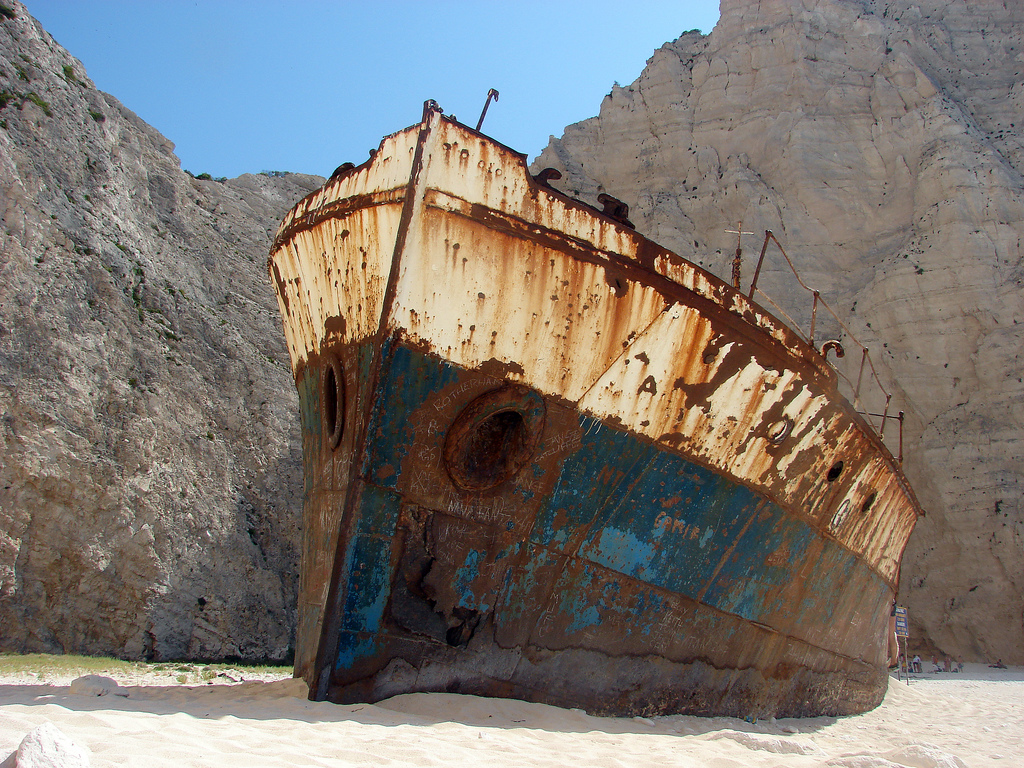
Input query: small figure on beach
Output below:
<box><xmin>912</xmin><ymin>654</ymin><xmax>922</xmax><ymax>673</ymax></box>
<box><xmin>957</xmin><ymin>656</ymin><xmax>964</xmax><ymax>673</ymax></box>
<box><xmin>990</xmin><ymin>659</ymin><xmax>1008</xmax><ymax>669</ymax></box>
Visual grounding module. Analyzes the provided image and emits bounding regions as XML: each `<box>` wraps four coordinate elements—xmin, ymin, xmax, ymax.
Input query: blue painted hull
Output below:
<box><xmin>297</xmin><ymin>341</ymin><xmax>891</xmax><ymax>718</ymax></box>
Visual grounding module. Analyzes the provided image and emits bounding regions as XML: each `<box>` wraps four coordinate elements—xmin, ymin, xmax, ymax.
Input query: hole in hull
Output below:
<box><xmin>444</xmin><ymin>384</ymin><xmax>546</xmax><ymax>491</ymax></box>
<box><xmin>862</xmin><ymin>491</ymin><xmax>877</xmax><ymax>513</ymax></box>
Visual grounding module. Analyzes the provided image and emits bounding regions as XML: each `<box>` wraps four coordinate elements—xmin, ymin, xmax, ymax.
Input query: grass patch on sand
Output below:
<box><xmin>0</xmin><ymin>653</ymin><xmax>291</xmax><ymax>684</ymax></box>
<box><xmin>0</xmin><ymin>653</ymin><xmax>143</xmax><ymax>677</ymax></box>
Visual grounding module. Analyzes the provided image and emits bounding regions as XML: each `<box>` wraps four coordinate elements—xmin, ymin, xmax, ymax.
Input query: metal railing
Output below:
<box><xmin>746</xmin><ymin>230</ymin><xmax>905</xmax><ymax>463</ymax></box>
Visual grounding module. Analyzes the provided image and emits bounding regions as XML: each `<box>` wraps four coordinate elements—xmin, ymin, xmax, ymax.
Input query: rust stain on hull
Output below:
<box><xmin>269</xmin><ymin>102</ymin><xmax>922</xmax><ymax>718</ymax></box>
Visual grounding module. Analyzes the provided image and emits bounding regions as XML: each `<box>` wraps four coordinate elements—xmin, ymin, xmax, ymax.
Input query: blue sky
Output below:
<box><xmin>26</xmin><ymin>1</ymin><xmax>720</xmax><ymax>178</ymax></box>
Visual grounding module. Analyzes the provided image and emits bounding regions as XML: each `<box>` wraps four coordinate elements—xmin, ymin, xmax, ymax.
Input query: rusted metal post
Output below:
<box><xmin>854</xmin><ymin>348</ymin><xmax>868</xmax><ymax>400</ymax></box>
<box><xmin>809</xmin><ymin>290</ymin><xmax>820</xmax><ymax>345</ymax></box>
<box><xmin>476</xmin><ymin>88</ymin><xmax>499</xmax><ymax>131</ymax></box>
<box><xmin>725</xmin><ymin>222</ymin><xmax>753</xmax><ymax>289</ymax></box>
<box><xmin>898</xmin><ymin>410</ymin><xmax>905</xmax><ymax>464</ymax></box>
<box><xmin>747</xmin><ymin>230</ymin><xmax>772</xmax><ymax>298</ymax></box>
<box><xmin>731</xmin><ymin>225</ymin><xmax>742</xmax><ymax>289</ymax></box>
<box><xmin>880</xmin><ymin>393</ymin><xmax>892</xmax><ymax>439</ymax></box>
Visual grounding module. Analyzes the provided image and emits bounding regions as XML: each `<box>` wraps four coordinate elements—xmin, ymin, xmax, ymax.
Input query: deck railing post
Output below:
<box><xmin>809</xmin><ymin>290</ymin><xmax>820</xmax><ymax>345</ymax></box>
<box><xmin>880</xmin><ymin>393</ymin><xmax>892</xmax><ymax>439</ymax></box>
<box><xmin>855</xmin><ymin>348</ymin><xmax>867</xmax><ymax>400</ymax></box>
<box><xmin>747</xmin><ymin>230</ymin><xmax>772</xmax><ymax>298</ymax></box>
<box><xmin>898</xmin><ymin>410</ymin><xmax>905</xmax><ymax>465</ymax></box>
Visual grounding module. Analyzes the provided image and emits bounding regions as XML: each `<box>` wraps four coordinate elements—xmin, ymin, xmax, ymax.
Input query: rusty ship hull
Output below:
<box><xmin>269</xmin><ymin>104</ymin><xmax>921</xmax><ymax>718</ymax></box>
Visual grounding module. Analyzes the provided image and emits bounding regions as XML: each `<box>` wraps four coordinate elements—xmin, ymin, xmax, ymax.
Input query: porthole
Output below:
<box><xmin>766</xmin><ymin>416</ymin><xmax>794</xmax><ymax>445</ymax></box>
<box><xmin>443</xmin><ymin>384</ymin><xmax>546</xmax><ymax>491</ymax></box>
<box><xmin>322</xmin><ymin>356</ymin><xmax>345</xmax><ymax>450</ymax></box>
<box><xmin>826</xmin><ymin>460</ymin><xmax>844</xmax><ymax>482</ymax></box>
<box><xmin>861</xmin><ymin>491</ymin><xmax>877</xmax><ymax>514</ymax></box>
<box><xmin>830</xmin><ymin>499</ymin><xmax>851</xmax><ymax>532</ymax></box>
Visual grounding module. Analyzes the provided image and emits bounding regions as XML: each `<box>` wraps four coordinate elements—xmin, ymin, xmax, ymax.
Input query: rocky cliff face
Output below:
<box><xmin>534</xmin><ymin>0</ymin><xmax>1024</xmax><ymax>661</ymax></box>
<box><xmin>0</xmin><ymin>2</ymin><xmax>323</xmax><ymax>661</ymax></box>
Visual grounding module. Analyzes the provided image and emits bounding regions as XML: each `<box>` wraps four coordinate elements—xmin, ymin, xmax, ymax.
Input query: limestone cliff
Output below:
<box><xmin>0</xmin><ymin>2</ymin><xmax>323</xmax><ymax>660</ymax></box>
<box><xmin>534</xmin><ymin>0</ymin><xmax>1024</xmax><ymax>661</ymax></box>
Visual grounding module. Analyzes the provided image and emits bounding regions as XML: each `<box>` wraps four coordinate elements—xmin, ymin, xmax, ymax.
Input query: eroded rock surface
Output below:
<box><xmin>533</xmin><ymin>0</ymin><xmax>1024</xmax><ymax>661</ymax></box>
<box><xmin>0</xmin><ymin>2</ymin><xmax>323</xmax><ymax>661</ymax></box>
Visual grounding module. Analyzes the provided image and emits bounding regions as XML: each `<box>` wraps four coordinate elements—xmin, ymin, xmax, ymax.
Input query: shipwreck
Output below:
<box><xmin>268</xmin><ymin>101</ymin><xmax>922</xmax><ymax>718</ymax></box>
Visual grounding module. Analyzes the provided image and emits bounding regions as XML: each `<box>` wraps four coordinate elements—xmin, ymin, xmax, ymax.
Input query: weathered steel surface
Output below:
<box><xmin>269</xmin><ymin>103</ymin><xmax>922</xmax><ymax>717</ymax></box>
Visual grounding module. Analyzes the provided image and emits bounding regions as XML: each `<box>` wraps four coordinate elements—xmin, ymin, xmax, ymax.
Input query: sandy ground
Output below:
<box><xmin>1</xmin><ymin>663</ymin><xmax>1021</xmax><ymax>767</ymax></box>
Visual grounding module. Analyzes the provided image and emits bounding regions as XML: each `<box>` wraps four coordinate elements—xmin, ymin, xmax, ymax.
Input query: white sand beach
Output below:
<box><xmin>1</xmin><ymin>663</ymin><xmax>1020</xmax><ymax>767</ymax></box>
